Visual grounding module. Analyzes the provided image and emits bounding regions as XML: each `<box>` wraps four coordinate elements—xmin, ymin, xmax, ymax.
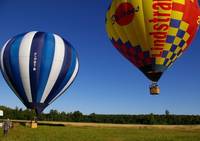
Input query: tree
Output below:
<box><xmin>72</xmin><ymin>111</ymin><xmax>83</xmax><ymax>122</ymax></box>
<box><xmin>50</xmin><ymin>109</ymin><xmax>59</xmax><ymax>115</ymax></box>
<box><xmin>49</xmin><ymin>109</ymin><xmax>59</xmax><ymax>121</ymax></box>
<box><xmin>165</xmin><ymin>110</ymin><xmax>170</xmax><ymax>116</ymax></box>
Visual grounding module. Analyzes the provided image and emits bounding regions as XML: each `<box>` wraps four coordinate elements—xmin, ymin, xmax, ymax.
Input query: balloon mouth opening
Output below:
<box><xmin>139</xmin><ymin>65</ymin><xmax>166</xmax><ymax>82</ymax></box>
<box><xmin>143</xmin><ymin>71</ymin><xmax>163</xmax><ymax>82</ymax></box>
<box><xmin>26</xmin><ymin>103</ymin><xmax>47</xmax><ymax>115</ymax></box>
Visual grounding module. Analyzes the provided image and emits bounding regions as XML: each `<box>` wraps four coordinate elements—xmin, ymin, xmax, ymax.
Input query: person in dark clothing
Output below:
<box><xmin>3</xmin><ymin>119</ymin><xmax>10</xmax><ymax>136</ymax></box>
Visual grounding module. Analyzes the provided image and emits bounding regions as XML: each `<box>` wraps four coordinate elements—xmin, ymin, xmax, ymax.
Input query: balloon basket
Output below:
<box><xmin>26</xmin><ymin>120</ymin><xmax>37</xmax><ymax>128</ymax></box>
<box><xmin>150</xmin><ymin>83</ymin><xmax>160</xmax><ymax>95</ymax></box>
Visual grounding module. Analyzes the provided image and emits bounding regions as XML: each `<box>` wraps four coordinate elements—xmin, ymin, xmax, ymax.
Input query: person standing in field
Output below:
<box><xmin>3</xmin><ymin>119</ymin><xmax>10</xmax><ymax>136</ymax></box>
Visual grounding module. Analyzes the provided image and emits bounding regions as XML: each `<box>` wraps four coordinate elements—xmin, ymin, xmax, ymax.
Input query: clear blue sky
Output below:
<box><xmin>0</xmin><ymin>0</ymin><xmax>199</xmax><ymax>115</ymax></box>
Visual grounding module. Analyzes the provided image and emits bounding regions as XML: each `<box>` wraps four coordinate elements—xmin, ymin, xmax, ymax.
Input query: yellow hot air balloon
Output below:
<box><xmin>106</xmin><ymin>0</ymin><xmax>200</xmax><ymax>95</ymax></box>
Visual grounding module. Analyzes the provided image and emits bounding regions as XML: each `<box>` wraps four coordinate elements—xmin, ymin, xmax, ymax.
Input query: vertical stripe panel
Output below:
<box><xmin>43</xmin><ymin>40</ymin><xmax>72</xmax><ymax>103</ymax></box>
<box><xmin>49</xmin><ymin>57</ymin><xmax>79</xmax><ymax>105</ymax></box>
<box><xmin>9</xmin><ymin>34</ymin><xmax>29</xmax><ymax>105</ymax></box>
<box><xmin>46</xmin><ymin>46</ymin><xmax>78</xmax><ymax>104</ymax></box>
<box><xmin>0</xmin><ymin>40</ymin><xmax>22</xmax><ymax>100</ymax></box>
<box><xmin>40</xmin><ymin>34</ymin><xmax>65</xmax><ymax>103</ymax></box>
<box><xmin>1</xmin><ymin>40</ymin><xmax>12</xmax><ymax>84</ymax></box>
<box><xmin>36</xmin><ymin>33</ymin><xmax>55</xmax><ymax>102</ymax></box>
<box><xmin>19</xmin><ymin>31</ymin><xmax>37</xmax><ymax>102</ymax></box>
<box><xmin>29</xmin><ymin>32</ymin><xmax>46</xmax><ymax>103</ymax></box>
<box><xmin>2</xmin><ymin>36</ymin><xmax>29</xmax><ymax>105</ymax></box>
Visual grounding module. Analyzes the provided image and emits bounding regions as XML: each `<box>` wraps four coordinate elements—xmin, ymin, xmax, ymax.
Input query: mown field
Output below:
<box><xmin>0</xmin><ymin>124</ymin><xmax>200</xmax><ymax>141</ymax></box>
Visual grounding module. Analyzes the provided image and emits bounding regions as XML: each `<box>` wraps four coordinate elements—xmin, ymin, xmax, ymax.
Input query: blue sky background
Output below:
<box><xmin>0</xmin><ymin>0</ymin><xmax>199</xmax><ymax>115</ymax></box>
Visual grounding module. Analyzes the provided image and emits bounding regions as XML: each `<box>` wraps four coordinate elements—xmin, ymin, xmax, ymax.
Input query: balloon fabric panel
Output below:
<box><xmin>2</xmin><ymin>34</ymin><xmax>29</xmax><ymax>106</ymax></box>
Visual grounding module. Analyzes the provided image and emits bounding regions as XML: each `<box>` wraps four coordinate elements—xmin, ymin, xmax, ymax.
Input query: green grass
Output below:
<box><xmin>0</xmin><ymin>125</ymin><xmax>200</xmax><ymax>141</ymax></box>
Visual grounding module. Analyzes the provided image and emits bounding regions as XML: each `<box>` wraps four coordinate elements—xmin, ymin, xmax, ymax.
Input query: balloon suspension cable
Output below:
<box><xmin>35</xmin><ymin>110</ymin><xmax>40</xmax><ymax>123</ymax></box>
<box><xmin>150</xmin><ymin>81</ymin><xmax>158</xmax><ymax>87</ymax></box>
<box><xmin>34</xmin><ymin>116</ymin><xmax>38</xmax><ymax>123</ymax></box>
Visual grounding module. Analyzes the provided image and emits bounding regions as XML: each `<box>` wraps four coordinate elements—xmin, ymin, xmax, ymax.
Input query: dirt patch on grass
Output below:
<box><xmin>11</xmin><ymin>120</ymin><xmax>200</xmax><ymax>130</ymax></box>
<box><xmin>37</xmin><ymin>121</ymin><xmax>200</xmax><ymax>130</ymax></box>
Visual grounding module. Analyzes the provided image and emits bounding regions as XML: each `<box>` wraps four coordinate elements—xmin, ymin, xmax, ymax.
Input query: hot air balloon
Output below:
<box><xmin>106</xmin><ymin>0</ymin><xmax>200</xmax><ymax>95</ymax></box>
<box><xmin>0</xmin><ymin>31</ymin><xmax>79</xmax><ymax>114</ymax></box>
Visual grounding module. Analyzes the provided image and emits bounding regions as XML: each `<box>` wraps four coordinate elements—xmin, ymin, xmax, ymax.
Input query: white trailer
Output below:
<box><xmin>0</xmin><ymin>110</ymin><xmax>3</xmax><ymax>127</ymax></box>
<box><xmin>0</xmin><ymin>110</ymin><xmax>3</xmax><ymax>116</ymax></box>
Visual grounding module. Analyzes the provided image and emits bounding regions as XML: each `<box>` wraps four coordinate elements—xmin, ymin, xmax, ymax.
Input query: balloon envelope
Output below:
<box><xmin>0</xmin><ymin>31</ymin><xmax>79</xmax><ymax>114</ymax></box>
<box><xmin>106</xmin><ymin>0</ymin><xmax>200</xmax><ymax>82</ymax></box>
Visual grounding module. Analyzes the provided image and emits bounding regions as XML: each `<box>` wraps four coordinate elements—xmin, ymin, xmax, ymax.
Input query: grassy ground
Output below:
<box><xmin>0</xmin><ymin>125</ymin><xmax>200</xmax><ymax>141</ymax></box>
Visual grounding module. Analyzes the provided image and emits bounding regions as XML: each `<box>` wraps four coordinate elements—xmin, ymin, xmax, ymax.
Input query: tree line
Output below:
<box><xmin>0</xmin><ymin>105</ymin><xmax>200</xmax><ymax>125</ymax></box>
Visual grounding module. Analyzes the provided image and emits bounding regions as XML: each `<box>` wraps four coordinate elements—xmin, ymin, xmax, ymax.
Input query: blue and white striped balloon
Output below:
<box><xmin>0</xmin><ymin>31</ymin><xmax>79</xmax><ymax>114</ymax></box>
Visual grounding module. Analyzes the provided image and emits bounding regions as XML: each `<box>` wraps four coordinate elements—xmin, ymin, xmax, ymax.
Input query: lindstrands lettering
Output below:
<box><xmin>149</xmin><ymin>0</ymin><xmax>172</xmax><ymax>57</ymax></box>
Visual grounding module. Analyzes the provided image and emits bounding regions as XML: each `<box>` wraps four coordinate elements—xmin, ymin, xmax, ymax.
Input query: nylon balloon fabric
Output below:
<box><xmin>0</xmin><ymin>31</ymin><xmax>79</xmax><ymax>114</ymax></box>
<box><xmin>106</xmin><ymin>0</ymin><xmax>200</xmax><ymax>82</ymax></box>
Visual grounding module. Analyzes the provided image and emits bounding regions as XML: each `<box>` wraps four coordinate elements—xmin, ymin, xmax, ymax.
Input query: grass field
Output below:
<box><xmin>0</xmin><ymin>123</ymin><xmax>200</xmax><ymax>141</ymax></box>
